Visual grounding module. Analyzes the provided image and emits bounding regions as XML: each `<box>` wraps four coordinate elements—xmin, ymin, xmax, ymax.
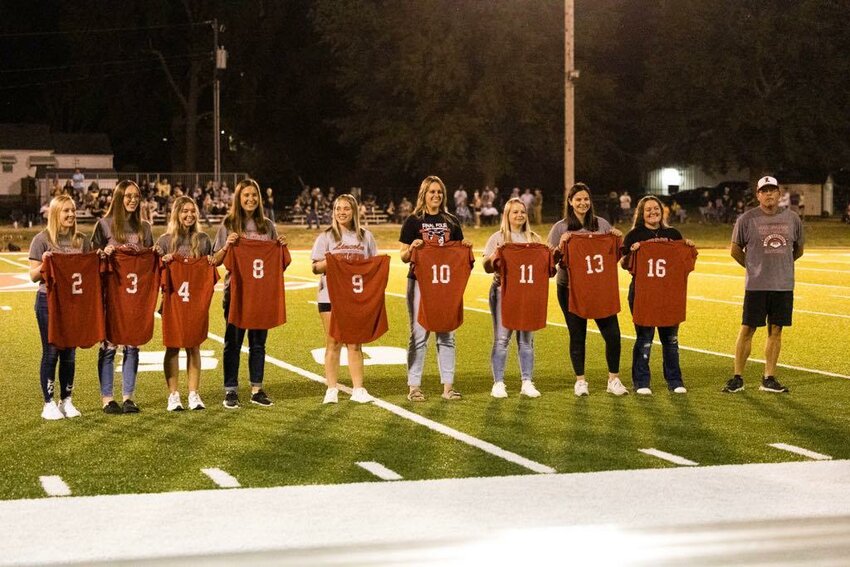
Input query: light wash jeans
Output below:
<box><xmin>489</xmin><ymin>283</ymin><xmax>534</xmax><ymax>382</ymax></box>
<box><xmin>406</xmin><ymin>279</ymin><xmax>455</xmax><ymax>386</ymax></box>
<box><xmin>97</xmin><ymin>344</ymin><xmax>139</xmax><ymax>398</ymax></box>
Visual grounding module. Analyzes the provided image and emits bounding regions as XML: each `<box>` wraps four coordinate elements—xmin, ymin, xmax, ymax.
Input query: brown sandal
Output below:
<box><xmin>441</xmin><ymin>389</ymin><xmax>462</xmax><ymax>401</ymax></box>
<box><xmin>407</xmin><ymin>388</ymin><xmax>425</xmax><ymax>402</ymax></box>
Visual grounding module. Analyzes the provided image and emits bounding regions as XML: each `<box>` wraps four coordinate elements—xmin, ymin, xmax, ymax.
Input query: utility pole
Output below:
<box><xmin>564</xmin><ymin>0</ymin><xmax>578</xmax><ymax>193</ymax></box>
<box><xmin>212</xmin><ymin>19</ymin><xmax>227</xmax><ymax>188</ymax></box>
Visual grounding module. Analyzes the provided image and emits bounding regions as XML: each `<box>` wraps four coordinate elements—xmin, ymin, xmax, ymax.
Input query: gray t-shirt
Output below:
<box><xmin>311</xmin><ymin>228</ymin><xmax>378</xmax><ymax>304</ymax></box>
<box><xmin>732</xmin><ymin>207</ymin><xmax>803</xmax><ymax>291</ymax></box>
<box><xmin>29</xmin><ymin>231</ymin><xmax>92</xmax><ymax>294</ymax></box>
<box><xmin>91</xmin><ymin>217</ymin><xmax>153</xmax><ymax>250</ymax></box>
<box><xmin>213</xmin><ymin>217</ymin><xmax>278</xmax><ymax>294</ymax></box>
<box><xmin>155</xmin><ymin>232</ymin><xmax>213</xmax><ymax>258</ymax></box>
<box><xmin>483</xmin><ymin>231</ymin><xmax>529</xmax><ymax>286</ymax></box>
<box><xmin>546</xmin><ymin>216</ymin><xmax>613</xmax><ymax>286</ymax></box>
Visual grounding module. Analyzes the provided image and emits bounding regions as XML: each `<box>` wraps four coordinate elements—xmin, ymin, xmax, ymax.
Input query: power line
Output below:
<box><xmin>0</xmin><ymin>63</ymin><xmax>193</xmax><ymax>91</ymax></box>
<box><xmin>0</xmin><ymin>52</ymin><xmax>211</xmax><ymax>74</ymax></box>
<box><xmin>0</xmin><ymin>21</ymin><xmax>211</xmax><ymax>40</ymax></box>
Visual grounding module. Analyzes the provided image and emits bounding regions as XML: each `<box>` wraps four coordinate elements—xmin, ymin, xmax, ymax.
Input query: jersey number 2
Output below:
<box><xmin>71</xmin><ymin>273</ymin><xmax>83</xmax><ymax>295</ymax></box>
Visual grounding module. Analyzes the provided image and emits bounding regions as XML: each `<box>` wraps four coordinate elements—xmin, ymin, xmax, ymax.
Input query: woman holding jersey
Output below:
<box><xmin>399</xmin><ymin>175</ymin><xmax>472</xmax><ymax>402</ymax></box>
<box><xmin>620</xmin><ymin>196</ymin><xmax>696</xmax><ymax>394</ymax></box>
<box><xmin>211</xmin><ymin>178</ymin><xmax>287</xmax><ymax>409</ymax></box>
<box><xmin>482</xmin><ymin>198</ymin><xmax>543</xmax><ymax>398</ymax></box>
<box><xmin>547</xmin><ymin>183</ymin><xmax>626</xmax><ymax>397</ymax></box>
<box><xmin>155</xmin><ymin>196</ymin><xmax>214</xmax><ymax>411</ymax></box>
<box><xmin>92</xmin><ymin>180</ymin><xmax>154</xmax><ymax>414</ymax></box>
<box><xmin>28</xmin><ymin>195</ymin><xmax>91</xmax><ymax>420</ymax></box>
<box><xmin>311</xmin><ymin>194</ymin><xmax>378</xmax><ymax>405</ymax></box>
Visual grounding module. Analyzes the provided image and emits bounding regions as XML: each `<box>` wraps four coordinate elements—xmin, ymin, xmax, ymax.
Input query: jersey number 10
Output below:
<box><xmin>431</xmin><ymin>264</ymin><xmax>451</xmax><ymax>284</ymax></box>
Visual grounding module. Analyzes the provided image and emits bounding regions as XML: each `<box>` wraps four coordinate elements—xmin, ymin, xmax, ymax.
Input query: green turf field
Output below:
<box><xmin>1</xmin><ymin>226</ymin><xmax>848</xmax><ymax>501</ymax></box>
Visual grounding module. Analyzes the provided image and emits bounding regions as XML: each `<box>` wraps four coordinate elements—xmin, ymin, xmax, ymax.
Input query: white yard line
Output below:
<box><xmin>0</xmin><ymin>306</ymin><xmax>10</xmax><ymax>311</ymax></box>
<box><xmin>768</xmin><ymin>443</ymin><xmax>832</xmax><ymax>461</ymax></box>
<box><xmin>694</xmin><ymin>272</ymin><xmax>850</xmax><ymax>290</ymax></box>
<box><xmin>638</xmin><ymin>448</ymin><xmax>699</xmax><ymax>466</ymax></box>
<box><xmin>201</xmin><ymin>468</ymin><xmax>241</xmax><ymax>488</ymax></box>
<box><xmin>356</xmin><ymin>461</ymin><xmax>403</xmax><ymax>481</ymax></box>
<box><xmin>39</xmin><ymin>475</ymin><xmax>71</xmax><ymax>497</ymax></box>
<box><xmin>699</xmin><ymin>261</ymin><xmax>850</xmax><ymax>275</ymax></box>
<box><xmin>0</xmin><ymin>257</ymin><xmax>28</xmax><ymax>269</ymax></box>
<box><xmin>204</xmin><ymin>332</ymin><xmax>556</xmax><ymax>475</ymax></box>
<box><xmin>690</xmin><ymin>296</ymin><xmax>849</xmax><ymax>319</ymax></box>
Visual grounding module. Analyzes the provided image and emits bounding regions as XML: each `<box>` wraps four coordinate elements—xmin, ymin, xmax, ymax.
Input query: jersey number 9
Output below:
<box><xmin>352</xmin><ymin>274</ymin><xmax>364</xmax><ymax>294</ymax></box>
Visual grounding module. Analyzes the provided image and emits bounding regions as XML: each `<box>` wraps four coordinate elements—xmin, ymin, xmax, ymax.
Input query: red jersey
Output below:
<box><xmin>325</xmin><ymin>254</ymin><xmax>390</xmax><ymax>344</ymax></box>
<box><xmin>496</xmin><ymin>243</ymin><xmax>555</xmax><ymax>331</ymax></box>
<box><xmin>223</xmin><ymin>239</ymin><xmax>292</xmax><ymax>329</ymax></box>
<box><xmin>629</xmin><ymin>240</ymin><xmax>697</xmax><ymax>327</ymax></box>
<box><xmin>41</xmin><ymin>252</ymin><xmax>106</xmax><ymax>348</ymax></box>
<box><xmin>411</xmin><ymin>241</ymin><xmax>474</xmax><ymax>332</ymax></box>
<box><xmin>161</xmin><ymin>256</ymin><xmax>220</xmax><ymax>348</ymax></box>
<box><xmin>562</xmin><ymin>233</ymin><xmax>622</xmax><ymax>319</ymax></box>
<box><xmin>103</xmin><ymin>249</ymin><xmax>161</xmax><ymax>346</ymax></box>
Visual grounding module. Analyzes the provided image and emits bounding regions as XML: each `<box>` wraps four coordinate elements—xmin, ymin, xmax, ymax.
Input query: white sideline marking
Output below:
<box><xmin>690</xmin><ymin>296</ymin><xmax>848</xmax><ymax>319</ymax></box>
<box><xmin>356</xmin><ymin>461</ymin><xmax>403</xmax><ymax>481</ymax></box>
<box><xmin>638</xmin><ymin>448</ymin><xmax>698</xmax><ymax>466</ymax></box>
<box><xmin>205</xmin><ymin>333</ymin><xmax>556</xmax><ymax>475</ymax></box>
<box><xmin>695</xmin><ymin>272</ymin><xmax>850</xmax><ymax>290</ymax></box>
<box><xmin>39</xmin><ymin>475</ymin><xmax>71</xmax><ymax>497</ymax></box>
<box><xmin>0</xmin><ymin>257</ymin><xmax>28</xmax><ymax>269</ymax></box>
<box><xmin>768</xmin><ymin>443</ymin><xmax>832</xmax><ymax>461</ymax></box>
<box><xmin>831</xmin><ymin>295</ymin><xmax>850</xmax><ymax>300</ymax></box>
<box><xmin>700</xmin><ymin>260</ymin><xmax>850</xmax><ymax>275</ymax></box>
<box><xmin>201</xmin><ymin>468</ymin><xmax>241</xmax><ymax>488</ymax></box>
<box><xmin>0</xmin><ymin>306</ymin><xmax>10</xmax><ymax>311</ymax></box>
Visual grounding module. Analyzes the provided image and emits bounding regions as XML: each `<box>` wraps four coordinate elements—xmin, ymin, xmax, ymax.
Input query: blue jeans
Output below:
<box><xmin>489</xmin><ymin>283</ymin><xmax>534</xmax><ymax>382</ymax></box>
<box><xmin>631</xmin><ymin>325</ymin><xmax>683</xmax><ymax>390</ymax></box>
<box><xmin>98</xmin><ymin>344</ymin><xmax>139</xmax><ymax>398</ymax></box>
<box><xmin>223</xmin><ymin>296</ymin><xmax>267</xmax><ymax>391</ymax></box>
<box><xmin>35</xmin><ymin>292</ymin><xmax>76</xmax><ymax>402</ymax></box>
<box><xmin>406</xmin><ymin>279</ymin><xmax>455</xmax><ymax>386</ymax></box>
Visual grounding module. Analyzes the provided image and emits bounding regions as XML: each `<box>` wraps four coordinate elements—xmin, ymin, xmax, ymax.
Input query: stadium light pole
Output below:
<box><xmin>212</xmin><ymin>19</ymin><xmax>227</xmax><ymax>188</ymax></box>
<box><xmin>564</xmin><ymin>0</ymin><xmax>579</xmax><ymax>193</ymax></box>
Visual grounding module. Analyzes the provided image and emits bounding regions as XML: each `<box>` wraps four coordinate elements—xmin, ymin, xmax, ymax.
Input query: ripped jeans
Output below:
<box><xmin>631</xmin><ymin>325</ymin><xmax>683</xmax><ymax>390</ymax></box>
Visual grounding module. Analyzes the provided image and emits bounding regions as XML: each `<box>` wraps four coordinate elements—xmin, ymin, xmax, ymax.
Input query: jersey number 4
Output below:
<box><xmin>178</xmin><ymin>281</ymin><xmax>190</xmax><ymax>302</ymax></box>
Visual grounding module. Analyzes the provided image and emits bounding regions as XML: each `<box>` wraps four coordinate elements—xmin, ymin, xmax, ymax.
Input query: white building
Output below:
<box><xmin>644</xmin><ymin>164</ymin><xmax>748</xmax><ymax>195</ymax></box>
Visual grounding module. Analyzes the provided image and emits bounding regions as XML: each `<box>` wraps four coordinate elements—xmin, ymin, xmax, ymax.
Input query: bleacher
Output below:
<box><xmin>281</xmin><ymin>207</ymin><xmax>390</xmax><ymax>226</ymax></box>
<box><xmin>75</xmin><ymin>210</ymin><xmax>226</xmax><ymax>226</ymax></box>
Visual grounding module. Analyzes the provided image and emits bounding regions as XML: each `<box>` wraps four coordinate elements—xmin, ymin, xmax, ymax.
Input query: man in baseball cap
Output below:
<box><xmin>723</xmin><ymin>174</ymin><xmax>804</xmax><ymax>394</ymax></box>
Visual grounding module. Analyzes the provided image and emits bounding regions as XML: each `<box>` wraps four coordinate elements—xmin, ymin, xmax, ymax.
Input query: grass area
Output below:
<box><xmin>2</xmin><ymin>216</ymin><xmax>850</xmax><ymax>252</ymax></box>
<box><xmin>0</xmin><ymin>242</ymin><xmax>848</xmax><ymax>500</ymax></box>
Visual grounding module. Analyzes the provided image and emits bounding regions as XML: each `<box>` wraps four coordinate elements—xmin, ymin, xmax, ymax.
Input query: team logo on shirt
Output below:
<box><xmin>762</xmin><ymin>233</ymin><xmax>788</xmax><ymax>249</ymax></box>
<box><xmin>419</xmin><ymin>224</ymin><xmax>449</xmax><ymax>245</ymax></box>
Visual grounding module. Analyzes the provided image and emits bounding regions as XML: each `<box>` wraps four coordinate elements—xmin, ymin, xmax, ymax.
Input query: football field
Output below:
<box><xmin>1</xmin><ymin>243</ymin><xmax>849</xmax><ymax>504</ymax></box>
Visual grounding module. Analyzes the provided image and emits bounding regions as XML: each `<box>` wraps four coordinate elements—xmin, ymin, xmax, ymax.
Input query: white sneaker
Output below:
<box><xmin>606</xmin><ymin>378</ymin><xmax>629</xmax><ymax>396</ymax></box>
<box><xmin>41</xmin><ymin>401</ymin><xmax>64</xmax><ymax>420</ymax></box>
<box><xmin>59</xmin><ymin>397</ymin><xmax>81</xmax><ymax>418</ymax></box>
<box><xmin>635</xmin><ymin>387</ymin><xmax>652</xmax><ymax>395</ymax></box>
<box><xmin>350</xmin><ymin>387</ymin><xmax>373</xmax><ymax>404</ymax></box>
<box><xmin>490</xmin><ymin>382</ymin><xmax>508</xmax><ymax>398</ymax></box>
<box><xmin>167</xmin><ymin>391</ymin><xmax>184</xmax><ymax>411</ymax></box>
<box><xmin>323</xmin><ymin>387</ymin><xmax>339</xmax><ymax>404</ymax></box>
<box><xmin>188</xmin><ymin>391</ymin><xmax>205</xmax><ymax>410</ymax></box>
<box><xmin>520</xmin><ymin>381</ymin><xmax>541</xmax><ymax>398</ymax></box>
<box><xmin>673</xmin><ymin>386</ymin><xmax>688</xmax><ymax>394</ymax></box>
<box><xmin>574</xmin><ymin>380</ymin><xmax>589</xmax><ymax>397</ymax></box>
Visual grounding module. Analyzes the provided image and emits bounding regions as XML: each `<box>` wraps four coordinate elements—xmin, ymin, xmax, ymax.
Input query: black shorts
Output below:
<box><xmin>318</xmin><ymin>302</ymin><xmax>331</xmax><ymax>313</ymax></box>
<box><xmin>742</xmin><ymin>291</ymin><xmax>793</xmax><ymax>327</ymax></box>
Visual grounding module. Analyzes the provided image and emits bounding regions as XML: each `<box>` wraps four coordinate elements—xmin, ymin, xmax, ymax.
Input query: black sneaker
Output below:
<box><xmin>122</xmin><ymin>399</ymin><xmax>140</xmax><ymax>414</ymax></box>
<box><xmin>102</xmin><ymin>400</ymin><xmax>122</xmax><ymax>415</ymax></box>
<box><xmin>223</xmin><ymin>391</ymin><xmax>240</xmax><ymax>409</ymax></box>
<box><xmin>250</xmin><ymin>389</ymin><xmax>273</xmax><ymax>407</ymax></box>
<box><xmin>722</xmin><ymin>376</ymin><xmax>744</xmax><ymax>393</ymax></box>
<box><xmin>760</xmin><ymin>376</ymin><xmax>789</xmax><ymax>393</ymax></box>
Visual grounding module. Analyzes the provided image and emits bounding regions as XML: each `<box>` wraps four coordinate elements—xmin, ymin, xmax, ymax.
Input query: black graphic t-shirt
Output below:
<box><xmin>399</xmin><ymin>212</ymin><xmax>464</xmax><ymax>279</ymax></box>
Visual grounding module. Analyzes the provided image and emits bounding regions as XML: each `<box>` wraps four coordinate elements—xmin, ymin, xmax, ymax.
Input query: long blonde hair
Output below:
<box><xmin>165</xmin><ymin>196</ymin><xmax>205</xmax><ymax>257</ymax></box>
<box><xmin>326</xmin><ymin>194</ymin><xmax>364</xmax><ymax>242</ymax></box>
<box><xmin>103</xmin><ymin>180</ymin><xmax>144</xmax><ymax>243</ymax></box>
<box><xmin>499</xmin><ymin>197</ymin><xmax>540</xmax><ymax>243</ymax></box>
<box><xmin>412</xmin><ymin>175</ymin><xmax>455</xmax><ymax>226</ymax></box>
<box><xmin>224</xmin><ymin>178</ymin><xmax>268</xmax><ymax>235</ymax></box>
<box><xmin>46</xmin><ymin>195</ymin><xmax>84</xmax><ymax>249</ymax></box>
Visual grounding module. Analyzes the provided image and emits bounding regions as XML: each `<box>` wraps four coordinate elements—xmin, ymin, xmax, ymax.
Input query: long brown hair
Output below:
<box><xmin>631</xmin><ymin>195</ymin><xmax>670</xmax><ymax>230</ymax></box>
<box><xmin>103</xmin><ymin>180</ymin><xmax>144</xmax><ymax>243</ymax></box>
<box><xmin>564</xmin><ymin>183</ymin><xmax>599</xmax><ymax>231</ymax></box>
<box><xmin>326</xmin><ymin>194</ymin><xmax>364</xmax><ymax>242</ymax></box>
<box><xmin>46</xmin><ymin>195</ymin><xmax>84</xmax><ymax>249</ymax></box>
<box><xmin>165</xmin><ymin>196</ymin><xmax>205</xmax><ymax>257</ymax></box>
<box><xmin>224</xmin><ymin>178</ymin><xmax>269</xmax><ymax>235</ymax></box>
<box><xmin>412</xmin><ymin>175</ymin><xmax>456</xmax><ymax>227</ymax></box>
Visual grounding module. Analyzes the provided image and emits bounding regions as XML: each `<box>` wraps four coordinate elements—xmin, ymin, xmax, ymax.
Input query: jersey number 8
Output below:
<box><xmin>252</xmin><ymin>259</ymin><xmax>264</xmax><ymax>279</ymax></box>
